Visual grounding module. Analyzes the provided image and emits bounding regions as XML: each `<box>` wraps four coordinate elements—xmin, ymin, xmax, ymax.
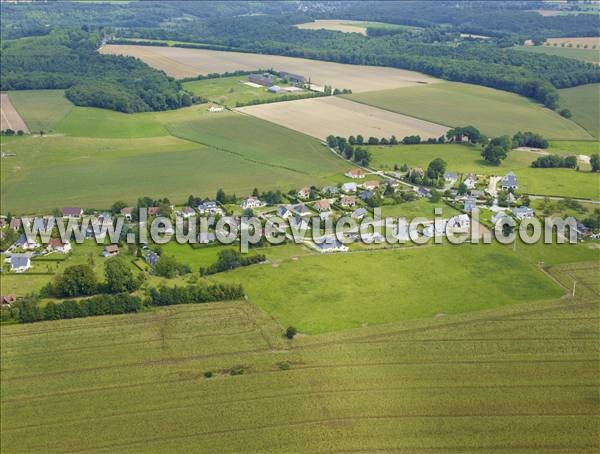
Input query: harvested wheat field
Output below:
<box><xmin>237</xmin><ymin>96</ymin><xmax>448</xmax><ymax>140</ymax></box>
<box><xmin>295</xmin><ymin>19</ymin><xmax>368</xmax><ymax>35</ymax></box>
<box><xmin>0</xmin><ymin>93</ymin><xmax>29</xmax><ymax>133</ymax></box>
<box><xmin>545</xmin><ymin>37</ymin><xmax>600</xmax><ymax>47</ymax></box>
<box><xmin>100</xmin><ymin>45</ymin><xmax>439</xmax><ymax>92</ymax></box>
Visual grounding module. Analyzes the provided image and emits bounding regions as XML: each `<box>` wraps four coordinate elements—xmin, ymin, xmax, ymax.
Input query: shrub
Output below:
<box><xmin>285</xmin><ymin>326</ymin><xmax>297</xmax><ymax>339</ymax></box>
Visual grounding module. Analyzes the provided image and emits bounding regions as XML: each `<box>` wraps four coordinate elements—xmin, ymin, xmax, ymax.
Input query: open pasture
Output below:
<box><xmin>344</xmin><ymin>82</ymin><xmax>593</xmax><ymax>139</ymax></box>
<box><xmin>1</xmin><ymin>262</ymin><xmax>598</xmax><ymax>452</ymax></box>
<box><xmin>0</xmin><ymin>93</ymin><xmax>29</xmax><ymax>133</ymax></box>
<box><xmin>369</xmin><ymin>143</ymin><xmax>600</xmax><ymax>200</ymax></box>
<box><xmin>237</xmin><ymin>96</ymin><xmax>448</xmax><ymax>140</ymax></box>
<box><xmin>100</xmin><ymin>44</ymin><xmax>439</xmax><ymax>92</ymax></box>
<box><xmin>5</xmin><ymin>90</ymin><xmax>72</xmax><ymax>134</ymax></box>
<box><xmin>558</xmin><ymin>83</ymin><xmax>600</xmax><ymax>138</ymax></box>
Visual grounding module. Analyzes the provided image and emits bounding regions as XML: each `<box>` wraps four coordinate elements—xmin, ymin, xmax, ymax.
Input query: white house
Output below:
<box><xmin>102</xmin><ymin>244</ymin><xmax>120</xmax><ymax>257</ymax></box>
<box><xmin>314</xmin><ymin>238</ymin><xmax>349</xmax><ymax>253</ymax></box>
<box><xmin>512</xmin><ymin>206</ymin><xmax>534</xmax><ymax>220</ymax></box>
<box><xmin>241</xmin><ymin>197</ymin><xmax>266</xmax><ymax>210</ymax></box>
<box><xmin>444</xmin><ymin>172</ymin><xmax>458</xmax><ymax>185</ymax></box>
<box><xmin>463</xmin><ymin>174</ymin><xmax>477</xmax><ymax>189</ymax></box>
<box><xmin>14</xmin><ymin>234</ymin><xmax>38</xmax><ymax>250</ymax></box>
<box><xmin>297</xmin><ymin>187</ymin><xmax>311</xmax><ymax>199</ymax></box>
<box><xmin>345</xmin><ymin>168</ymin><xmax>365</xmax><ymax>179</ymax></box>
<box><xmin>341</xmin><ymin>182</ymin><xmax>357</xmax><ymax>193</ymax></box>
<box><xmin>197</xmin><ymin>201</ymin><xmax>223</xmax><ymax>216</ymax></box>
<box><xmin>208</xmin><ymin>105</ymin><xmax>224</xmax><ymax>113</ymax></box>
<box><xmin>47</xmin><ymin>238</ymin><xmax>71</xmax><ymax>254</ymax></box>
<box><xmin>178</xmin><ymin>207</ymin><xmax>196</xmax><ymax>219</ymax></box>
<box><xmin>448</xmin><ymin>214</ymin><xmax>470</xmax><ymax>230</ymax></box>
<box><xmin>10</xmin><ymin>255</ymin><xmax>31</xmax><ymax>273</ymax></box>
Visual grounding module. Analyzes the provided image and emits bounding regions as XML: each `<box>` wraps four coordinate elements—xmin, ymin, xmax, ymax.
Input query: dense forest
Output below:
<box><xmin>0</xmin><ymin>29</ymin><xmax>194</xmax><ymax>112</ymax></box>
<box><xmin>1</xmin><ymin>1</ymin><xmax>598</xmax><ymax>110</ymax></box>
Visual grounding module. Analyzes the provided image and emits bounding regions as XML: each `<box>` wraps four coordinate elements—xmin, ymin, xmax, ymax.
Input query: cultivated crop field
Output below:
<box><xmin>1</xmin><ymin>100</ymin><xmax>350</xmax><ymax>213</ymax></box>
<box><xmin>100</xmin><ymin>44</ymin><xmax>440</xmax><ymax>92</ymax></box>
<box><xmin>369</xmin><ymin>143</ymin><xmax>600</xmax><ymax>200</ymax></box>
<box><xmin>294</xmin><ymin>19</ymin><xmax>418</xmax><ymax>35</ymax></box>
<box><xmin>0</xmin><ymin>93</ymin><xmax>29</xmax><ymax>133</ymax></box>
<box><xmin>344</xmin><ymin>82</ymin><xmax>593</xmax><ymax>139</ymax></box>
<box><xmin>4</xmin><ymin>90</ymin><xmax>72</xmax><ymax>134</ymax></box>
<box><xmin>545</xmin><ymin>36</ymin><xmax>600</xmax><ymax>47</ymax></box>
<box><xmin>558</xmin><ymin>83</ymin><xmax>600</xmax><ymax>138</ymax></box>
<box><xmin>2</xmin><ymin>261</ymin><xmax>598</xmax><ymax>452</ymax></box>
<box><xmin>237</xmin><ymin>96</ymin><xmax>448</xmax><ymax>140</ymax></box>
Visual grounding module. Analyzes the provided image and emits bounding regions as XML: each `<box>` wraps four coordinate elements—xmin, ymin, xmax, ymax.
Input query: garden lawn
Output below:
<box><xmin>344</xmin><ymin>82</ymin><xmax>592</xmax><ymax>139</ymax></box>
<box><xmin>7</xmin><ymin>90</ymin><xmax>73</xmax><ymax>133</ymax></box>
<box><xmin>381</xmin><ymin>199</ymin><xmax>460</xmax><ymax>219</ymax></box>
<box><xmin>369</xmin><ymin>143</ymin><xmax>600</xmax><ymax>200</ymax></box>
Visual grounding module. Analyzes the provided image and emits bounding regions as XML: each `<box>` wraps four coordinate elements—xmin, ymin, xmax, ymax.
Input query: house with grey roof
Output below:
<box><xmin>351</xmin><ymin>207</ymin><xmax>368</xmax><ymax>220</ymax></box>
<box><xmin>444</xmin><ymin>172</ymin><xmax>458</xmax><ymax>184</ymax></box>
<box><xmin>10</xmin><ymin>254</ymin><xmax>31</xmax><ymax>273</ymax></box>
<box><xmin>501</xmin><ymin>171</ymin><xmax>518</xmax><ymax>190</ymax></box>
<box><xmin>463</xmin><ymin>197</ymin><xmax>477</xmax><ymax>212</ymax></box>
<box><xmin>314</xmin><ymin>238</ymin><xmax>348</xmax><ymax>253</ymax></box>
<box><xmin>146</xmin><ymin>251</ymin><xmax>159</xmax><ymax>268</ymax></box>
<box><xmin>321</xmin><ymin>186</ymin><xmax>339</xmax><ymax>196</ymax></box>
<box><xmin>512</xmin><ymin>206</ymin><xmax>534</xmax><ymax>220</ymax></box>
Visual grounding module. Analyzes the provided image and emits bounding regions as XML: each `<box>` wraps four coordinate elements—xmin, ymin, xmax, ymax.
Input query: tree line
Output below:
<box><xmin>1</xmin><ymin>29</ymin><xmax>197</xmax><ymax>113</ymax></box>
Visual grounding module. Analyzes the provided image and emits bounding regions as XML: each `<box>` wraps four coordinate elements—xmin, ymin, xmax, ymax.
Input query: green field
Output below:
<box><xmin>7</xmin><ymin>90</ymin><xmax>73</xmax><ymax>133</ymax></box>
<box><xmin>558</xmin><ymin>83</ymin><xmax>600</xmax><ymax>138</ymax></box>
<box><xmin>1</xmin><ymin>100</ymin><xmax>350</xmax><ymax>214</ymax></box>
<box><xmin>183</xmin><ymin>76</ymin><xmax>309</xmax><ymax>107</ymax></box>
<box><xmin>514</xmin><ymin>45</ymin><xmax>600</xmax><ymax>64</ymax></box>
<box><xmin>381</xmin><ymin>199</ymin><xmax>460</xmax><ymax>219</ymax></box>
<box><xmin>549</xmin><ymin>140</ymin><xmax>600</xmax><ymax>155</ymax></box>
<box><xmin>344</xmin><ymin>82</ymin><xmax>592</xmax><ymax>139</ymax></box>
<box><xmin>369</xmin><ymin>143</ymin><xmax>600</xmax><ymax>200</ymax></box>
<box><xmin>210</xmin><ymin>241</ymin><xmax>600</xmax><ymax>334</ymax></box>
<box><xmin>2</xmin><ymin>262</ymin><xmax>598</xmax><ymax>452</ymax></box>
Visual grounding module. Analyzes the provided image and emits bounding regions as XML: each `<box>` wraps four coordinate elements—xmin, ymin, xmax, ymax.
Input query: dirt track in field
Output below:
<box><xmin>237</xmin><ymin>96</ymin><xmax>448</xmax><ymax>140</ymax></box>
<box><xmin>1</xmin><ymin>93</ymin><xmax>29</xmax><ymax>133</ymax></box>
<box><xmin>100</xmin><ymin>45</ymin><xmax>439</xmax><ymax>92</ymax></box>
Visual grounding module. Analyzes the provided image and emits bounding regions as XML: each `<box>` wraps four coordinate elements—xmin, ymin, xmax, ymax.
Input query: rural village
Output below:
<box><xmin>0</xmin><ymin>1</ymin><xmax>599</xmax><ymax>452</ymax></box>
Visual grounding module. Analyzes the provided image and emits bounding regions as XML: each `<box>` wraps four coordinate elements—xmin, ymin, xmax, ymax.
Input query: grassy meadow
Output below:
<box><xmin>344</xmin><ymin>82</ymin><xmax>593</xmax><ymax>139</ymax></box>
<box><xmin>183</xmin><ymin>76</ymin><xmax>309</xmax><ymax>107</ymax></box>
<box><xmin>2</xmin><ymin>263</ymin><xmax>598</xmax><ymax>452</ymax></box>
<box><xmin>369</xmin><ymin>143</ymin><xmax>600</xmax><ymax>200</ymax></box>
<box><xmin>209</xmin><ymin>241</ymin><xmax>599</xmax><ymax>334</ymax></box>
<box><xmin>514</xmin><ymin>44</ymin><xmax>600</xmax><ymax>64</ymax></box>
<box><xmin>1</xmin><ymin>98</ymin><xmax>350</xmax><ymax>214</ymax></box>
<box><xmin>558</xmin><ymin>83</ymin><xmax>600</xmax><ymax>138</ymax></box>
